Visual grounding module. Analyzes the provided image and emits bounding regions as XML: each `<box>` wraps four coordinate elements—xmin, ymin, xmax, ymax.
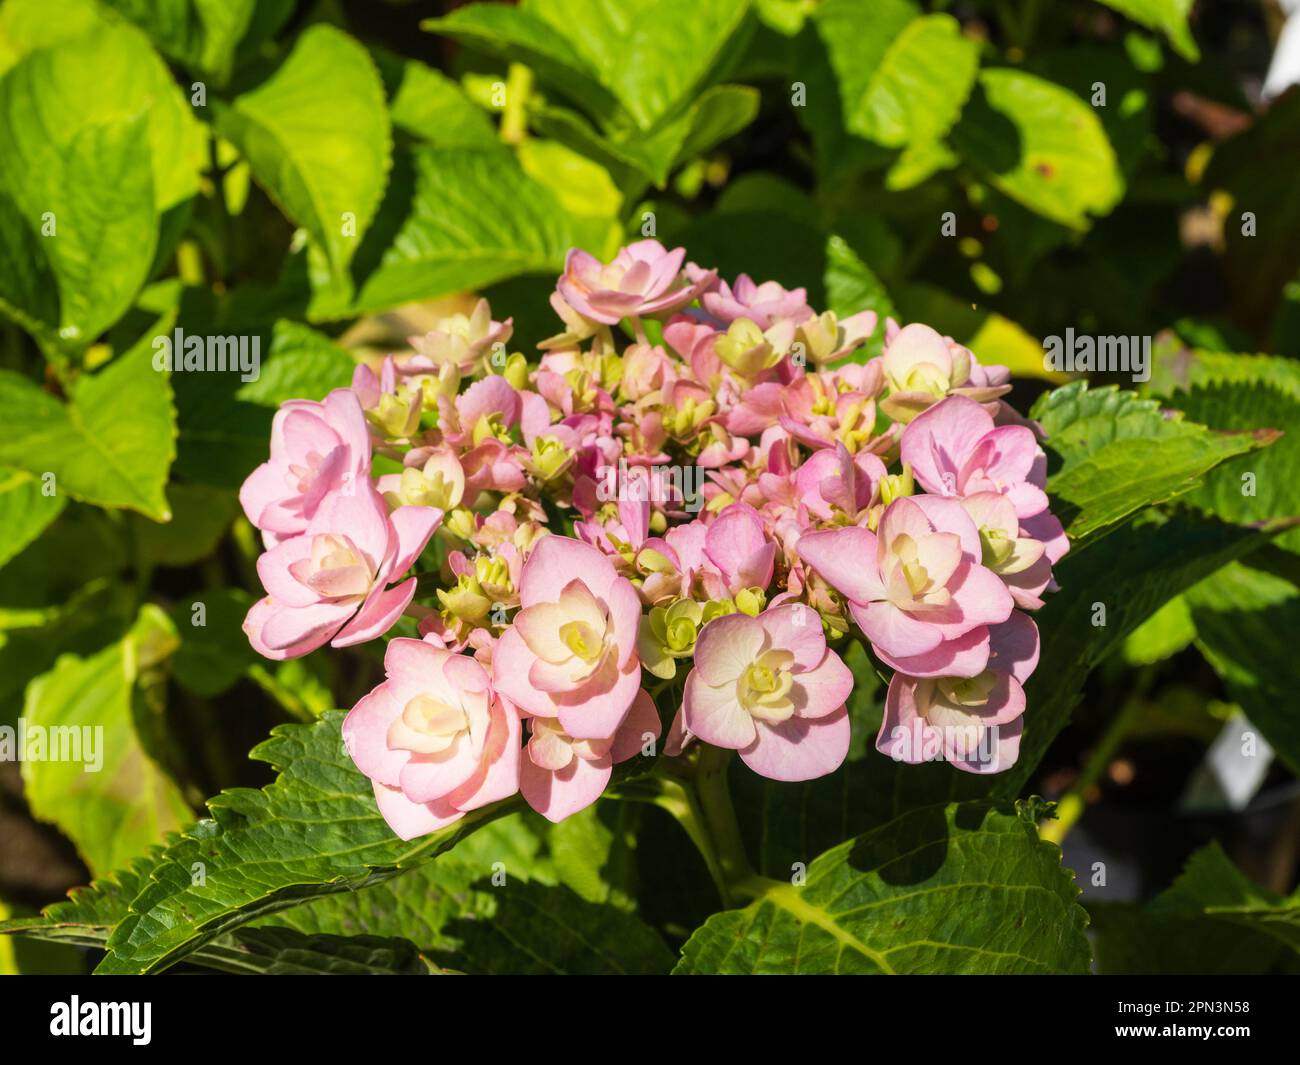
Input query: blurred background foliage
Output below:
<box><xmin>0</xmin><ymin>0</ymin><xmax>1298</xmax><ymax>974</ymax></box>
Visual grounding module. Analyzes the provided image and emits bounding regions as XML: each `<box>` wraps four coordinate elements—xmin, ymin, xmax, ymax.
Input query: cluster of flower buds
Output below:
<box><xmin>240</xmin><ymin>239</ymin><xmax>1066</xmax><ymax>837</ymax></box>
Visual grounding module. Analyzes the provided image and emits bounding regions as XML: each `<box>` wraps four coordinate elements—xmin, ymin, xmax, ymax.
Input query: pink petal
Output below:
<box><xmin>520</xmin><ymin>749</ymin><xmax>612</xmax><ymax>822</ymax></box>
<box><xmin>682</xmin><ymin>668</ymin><xmax>757</xmax><ymax>750</ymax></box>
<box><xmin>851</xmin><ymin>599</ymin><xmax>943</xmax><ymax>659</ymax></box>
<box><xmin>987</xmin><ymin>611</ymin><xmax>1040</xmax><ymax>685</ymax></box>
<box><xmin>757</xmin><ymin>603</ymin><xmax>827</xmax><ymax>671</ymax></box>
<box><xmin>256</xmin><ymin>535</ymin><xmax>319</xmax><ymax>607</ymax></box>
<box><xmin>386</xmin><ymin>505</ymin><xmax>442</xmax><ymax>579</ymax></box>
<box><xmin>691</xmin><ymin>612</ymin><xmax>765</xmax><ymax>686</ymax></box>
<box><xmin>372</xmin><ymin>781</ymin><xmax>463</xmax><ymax>840</ymax></box>
<box><xmin>899</xmin><ymin>395</ymin><xmax>992</xmax><ymax>496</ymax></box>
<box><xmin>791</xmin><ymin>648</ymin><xmax>853</xmax><ymax>719</ymax></box>
<box><xmin>611</xmin><ymin>689</ymin><xmax>661</xmax><ymax>763</ymax></box>
<box><xmin>739</xmin><ymin>705</ymin><xmax>850</xmax><ymax>781</ymax></box>
<box><xmin>796</xmin><ymin>527</ymin><xmax>886</xmax><ymax>605</ymax></box>
<box><xmin>873</xmin><ymin>625</ymin><xmax>991</xmax><ymax>679</ymax></box>
<box><xmin>331</xmin><ymin>577</ymin><xmax>416</xmax><ymax>647</ymax></box>
<box><xmin>342</xmin><ymin>684</ymin><xmax>406</xmax><ymax>787</ymax></box>
<box><xmin>259</xmin><ymin>599</ymin><xmax>354</xmax><ymax>657</ymax></box>
<box><xmin>520</xmin><ymin>535</ymin><xmax>618</xmax><ymax>607</ymax></box>
<box><xmin>554</xmin><ymin>654</ymin><xmax>642</xmax><ymax>740</ymax></box>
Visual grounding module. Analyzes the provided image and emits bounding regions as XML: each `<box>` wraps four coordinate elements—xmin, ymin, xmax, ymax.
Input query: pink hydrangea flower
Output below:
<box><xmin>878</xmin><ymin>322</ymin><xmax>1010</xmax><ymax>422</ymax></box>
<box><xmin>343</xmin><ymin>637</ymin><xmax>521</xmax><ymax>839</ymax></box>
<box><xmin>239</xmin><ymin>388</ymin><xmax>372</xmax><ymax>544</ymax></box>
<box><xmin>900</xmin><ymin>395</ymin><xmax>1048</xmax><ymax>518</ymax></box>
<box><xmin>492</xmin><ymin>536</ymin><xmax>643</xmax><ymax>739</ymax></box>
<box><xmin>406</xmin><ymin>298</ymin><xmax>513</xmax><ymax>377</ymax></box>
<box><xmin>558</xmin><ymin>240</ymin><xmax>715</xmax><ymax>325</ymax></box>
<box><xmin>243</xmin><ymin>485</ymin><xmax>439</xmax><ymax>659</ymax></box>
<box><xmin>701</xmin><ymin>274</ymin><xmax>813</xmax><ymax>329</ymax></box>
<box><xmin>797</xmin><ymin>495</ymin><xmax>1013</xmax><ymax>678</ymax></box>
<box><xmin>876</xmin><ymin>611</ymin><xmax>1038</xmax><ymax>774</ymax></box>
<box><xmin>682</xmin><ymin>604</ymin><xmax>853</xmax><ymax>781</ymax></box>
<box><xmin>520</xmin><ymin>690</ymin><xmax>661</xmax><ymax>822</ymax></box>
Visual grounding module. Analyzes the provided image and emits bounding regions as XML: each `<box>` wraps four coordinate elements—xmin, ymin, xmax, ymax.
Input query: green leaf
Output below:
<box><xmin>1032</xmin><ymin>381</ymin><xmax>1272</xmax><ymax>544</ymax></box>
<box><xmin>1003</xmin><ymin>511</ymin><xmax>1287</xmax><ymax>794</ymax></box>
<box><xmin>216</xmin><ymin>24</ymin><xmax>392</xmax><ymax>280</ymax></box>
<box><xmin>1185</xmin><ymin>562</ymin><xmax>1300</xmax><ymax>775</ymax></box>
<box><xmin>259</xmin><ymin>853</ymin><xmax>672</xmax><ymax>975</ymax></box>
<box><xmin>1149</xmin><ymin>843</ymin><xmax>1300</xmax><ymax>950</ymax></box>
<box><xmin>235</xmin><ymin>320</ymin><xmax>357</xmax><ymax>406</ymax></box>
<box><xmin>0</xmin><ymin>468</ymin><xmax>66</xmax><ymax>570</ymax></box>
<box><xmin>825</xmin><ymin>234</ymin><xmax>895</xmax><ymax>355</ymax></box>
<box><xmin>102</xmin><ymin>0</ymin><xmax>295</xmax><ymax>83</ymax></box>
<box><xmin>0</xmin><ymin>846</ymin><xmax>165</xmax><ymax>949</ymax></box>
<box><xmin>812</xmin><ymin>2</ymin><xmax>979</xmax><ymax>148</ymax></box>
<box><xmin>1092</xmin><ymin>844</ymin><xmax>1299</xmax><ymax>974</ymax></box>
<box><xmin>528</xmin><ymin>0</ymin><xmax>751</xmax><ymax>130</ymax></box>
<box><xmin>310</xmin><ymin>147</ymin><xmax>588</xmax><ymax>319</ymax></box>
<box><xmin>1159</xmin><ymin>379</ymin><xmax>1300</xmax><ymax>554</ymax></box>
<box><xmin>0</xmin><ymin>346</ymin><xmax>177</xmax><ymax>520</ymax></box>
<box><xmin>195</xmin><ymin>927</ymin><xmax>437</xmax><ymax>975</ymax></box>
<box><xmin>0</xmin><ymin>20</ymin><xmax>201</xmax><ymax>213</ymax></box>
<box><xmin>676</xmin><ymin>803</ymin><xmax>1089</xmax><ymax>974</ymax></box>
<box><xmin>423</xmin><ymin>4</ymin><xmax>622</xmax><ymax>127</ymax></box>
<box><xmin>1144</xmin><ymin>341</ymin><xmax>1300</xmax><ymax>401</ymax></box>
<box><xmin>373</xmin><ymin>51</ymin><xmax>499</xmax><ymax>149</ymax></box>
<box><xmin>952</xmin><ymin>68</ymin><xmax>1123</xmax><ymax>229</ymax></box>
<box><xmin>0</xmin><ymin>16</ymin><xmax>205</xmax><ymax>346</ymax></box>
<box><xmin>1121</xmin><ymin>593</ymin><xmax>1196</xmax><ymax>665</ymax></box>
<box><xmin>95</xmin><ymin>712</ymin><xmax>525</xmax><ymax>974</ymax></box>
<box><xmin>20</xmin><ymin>606</ymin><xmax>191</xmax><ymax>876</ymax></box>
<box><xmin>1096</xmin><ymin>0</ymin><xmax>1199</xmax><ymax>62</ymax></box>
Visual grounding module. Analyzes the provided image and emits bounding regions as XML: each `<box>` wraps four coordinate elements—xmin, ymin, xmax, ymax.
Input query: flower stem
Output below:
<box><xmin>500</xmin><ymin>64</ymin><xmax>532</xmax><ymax>145</ymax></box>
<box><xmin>691</xmin><ymin>746</ymin><xmax>757</xmax><ymax>905</ymax></box>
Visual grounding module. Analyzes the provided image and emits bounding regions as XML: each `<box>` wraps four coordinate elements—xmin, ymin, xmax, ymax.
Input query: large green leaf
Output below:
<box><xmin>309</xmin><ymin>147</ymin><xmax>589</xmax><ymax>319</ymax></box>
<box><xmin>0</xmin><ymin>346</ymin><xmax>177</xmax><ymax>521</ymax></box>
<box><xmin>0</xmin><ymin>468</ymin><xmax>65</xmax><ymax>570</ymax></box>
<box><xmin>676</xmin><ymin>802</ymin><xmax>1089</xmax><ymax>974</ymax></box>
<box><xmin>1096</xmin><ymin>0</ymin><xmax>1199</xmax><ymax>62</ymax></box>
<box><xmin>812</xmin><ymin>1</ymin><xmax>978</xmax><ymax>148</ymax></box>
<box><xmin>95</xmin><ymin>712</ymin><xmax>526</xmax><ymax>974</ymax></box>
<box><xmin>4</xmin><ymin>806</ymin><xmax>671</xmax><ymax>974</ymax></box>
<box><xmin>1032</xmin><ymin>381</ymin><xmax>1272</xmax><ymax>544</ymax></box>
<box><xmin>952</xmin><ymin>68</ymin><xmax>1122</xmax><ymax>229</ymax></box>
<box><xmin>216</xmin><ymin>25</ymin><xmax>392</xmax><ymax>280</ymax></box>
<box><xmin>0</xmin><ymin>19</ymin><xmax>200</xmax><ymax>212</ymax></box>
<box><xmin>259</xmin><ymin>857</ymin><xmax>673</xmax><ymax>975</ymax></box>
<box><xmin>0</xmin><ymin>20</ymin><xmax>202</xmax><ymax>345</ymax></box>
<box><xmin>20</xmin><ymin>606</ymin><xmax>191</xmax><ymax>876</ymax></box>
